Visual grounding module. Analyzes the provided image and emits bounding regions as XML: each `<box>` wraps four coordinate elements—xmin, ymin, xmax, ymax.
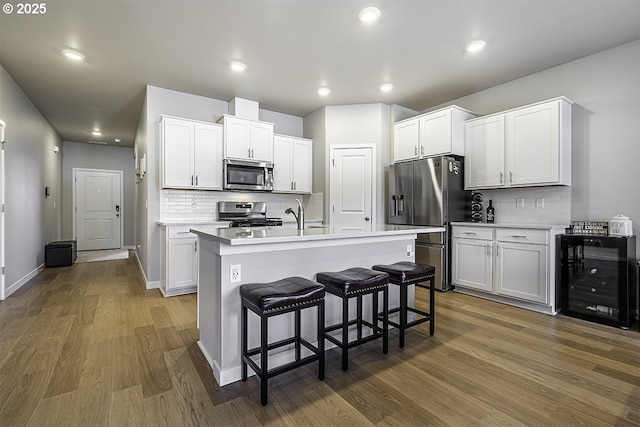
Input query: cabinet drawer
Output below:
<box><xmin>496</xmin><ymin>228</ymin><xmax>548</xmax><ymax>245</ymax></box>
<box><xmin>452</xmin><ymin>226</ymin><xmax>493</xmax><ymax>240</ymax></box>
<box><xmin>168</xmin><ymin>226</ymin><xmax>197</xmax><ymax>239</ymax></box>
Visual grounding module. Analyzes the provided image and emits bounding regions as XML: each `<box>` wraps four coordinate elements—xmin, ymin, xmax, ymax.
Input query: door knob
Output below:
<box><xmin>365</xmin><ymin>216</ymin><xmax>370</xmax><ymax>221</ymax></box>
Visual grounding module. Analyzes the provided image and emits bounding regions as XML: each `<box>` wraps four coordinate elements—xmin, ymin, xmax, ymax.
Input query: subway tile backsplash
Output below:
<box><xmin>478</xmin><ymin>186</ymin><xmax>571</xmax><ymax>225</ymax></box>
<box><xmin>160</xmin><ymin>190</ymin><xmax>324</xmax><ymax>223</ymax></box>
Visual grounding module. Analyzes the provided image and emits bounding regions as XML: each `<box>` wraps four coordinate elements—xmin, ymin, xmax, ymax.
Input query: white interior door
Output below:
<box><xmin>0</xmin><ymin>119</ymin><xmax>5</xmax><ymax>300</ymax></box>
<box><xmin>75</xmin><ymin>169</ymin><xmax>122</xmax><ymax>251</ymax></box>
<box><xmin>329</xmin><ymin>146</ymin><xmax>374</xmax><ymax>229</ymax></box>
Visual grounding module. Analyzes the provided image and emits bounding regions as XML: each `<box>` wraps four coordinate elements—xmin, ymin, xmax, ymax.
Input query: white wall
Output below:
<box><xmin>426</xmin><ymin>40</ymin><xmax>640</xmax><ymax>252</ymax></box>
<box><xmin>135</xmin><ymin>86</ymin><xmax>310</xmax><ymax>284</ymax></box>
<box><xmin>305</xmin><ymin>103</ymin><xmax>392</xmax><ymax>224</ymax></box>
<box><xmin>61</xmin><ymin>141</ymin><xmax>135</xmax><ymax>246</ymax></box>
<box><xmin>0</xmin><ymin>65</ymin><xmax>62</xmax><ymax>298</ymax></box>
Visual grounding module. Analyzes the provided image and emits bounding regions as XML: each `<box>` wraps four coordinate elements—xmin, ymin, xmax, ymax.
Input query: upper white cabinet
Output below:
<box><xmin>273</xmin><ymin>135</ymin><xmax>312</xmax><ymax>193</ymax></box>
<box><xmin>161</xmin><ymin>116</ymin><xmax>223</xmax><ymax>190</ymax></box>
<box><xmin>221</xmin><ymin>115</ymin><xmax>274</xmax><ymax>162</ymax></box>
<box><xmin>464</xmin><ymin>97</ymin><xmax>572</xmax><ymax>190</ymax></box>
<box><xmin>393</xmin><ymin>106</ymin><xmax>475</xmax><ymax>162</ymax></box>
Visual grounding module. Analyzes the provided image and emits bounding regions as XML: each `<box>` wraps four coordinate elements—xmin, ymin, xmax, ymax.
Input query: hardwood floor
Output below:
<box><xmin>1</xmin><ymin>252</ymin><xmax>638</xmax><ymax>426</ymax></box>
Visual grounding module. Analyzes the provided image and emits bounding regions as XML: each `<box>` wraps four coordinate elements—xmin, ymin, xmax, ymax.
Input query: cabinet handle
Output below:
<box><xmin>415</xmin><ymin>146</ymin><xmax>418</xmax><ymax>156</ymax></box>
<box><xmin>486</xmin><ymin>243</ymin><xmax>492</xmax><ymax>256</ymax></box>
<box><xmin>291</xmin><ymin>181</ymin><xmax>294</xmax><ymax>190</ymax></box>
<box><xmin>421</xmin><ymin>145</ymin><xmax>425</xmax><ymax>156</ymax></box>
<box><xmin>500</xmin><ymin>172</ymin><xmax>504</xmax><ymax>184</ymax></box>
<box><xmin>464</xmin><ymin>232</ymin><xmax>477</xmax><ymax>236</ymax></box>
<box><xmin>294</xmin><ymin>181</ymin><xmax>297</xmax><ymax>190</ymax></box>
<box><xmin>496</xmin><ymin>244</ymin><xmax>501</xmax><ymax>256</ymax></box>
<box><xmin>510</xmin><ymin>235</ymin><xmax>527</xmax><ymax>239</ymax></box>
<box><xmin>176</xmin><ymin>231</ymin><xmax>191</xmax><ymax>235</ymax></box>
<box><xmin>509</xmin><ymin>171</ymin><xmax>513</xmax><ymax>184</ymax></box>
<box><xmin>195</xmin><ymin>175</ymin><xmax>198</xmax><ymax>186</ymax></box>
<box><xmin>194</xmin><ymin>241</ymin><xmax>198</xmax><ymax>252</ymax></box>
<box><xmin>251</xmin><ymin>148</ymin><xmax>254</xmax><ymax>158</ymax></box>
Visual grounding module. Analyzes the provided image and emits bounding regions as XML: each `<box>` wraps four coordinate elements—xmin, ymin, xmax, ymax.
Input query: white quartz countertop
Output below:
<box><xmin>451</xmin><ymin>222</ymin><xmax>567</xmax><ymax>231</ymax></box>
<box><xmin>157</xmin><ymin>220</ymin><xmax>231</xmax><ymax>227</ymax></box>
<box><xmin>190</xmin><ymin>224</ymin><xmax>445</xmax><ymax>246</ymax></box>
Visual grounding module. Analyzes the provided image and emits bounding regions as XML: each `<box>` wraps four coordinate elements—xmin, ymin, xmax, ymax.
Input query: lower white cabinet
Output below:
<box><xmin>160</xmin><ymin>225</ymin><xmax>198</xmax><ymax>296</ymax></box>
<box><xmin>452</xmin><ymin>224</ymin><xmax>560</xmax><ymax>314</ymax></box>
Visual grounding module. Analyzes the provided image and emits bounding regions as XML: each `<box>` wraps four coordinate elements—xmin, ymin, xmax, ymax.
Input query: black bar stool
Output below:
<box><xmin>372</xmin><ymin>262</ymin><xmax>435</xmax><ymax>348</ymax></box>
<box><xmin>316</xmin><ymin>267</ymin><xmax>389</xmax><ymax>371</ymax></box>
<box><xmin>240</xmin><ymin>277</ymin><xmax>325</xmax><ymax>406</ymax></box>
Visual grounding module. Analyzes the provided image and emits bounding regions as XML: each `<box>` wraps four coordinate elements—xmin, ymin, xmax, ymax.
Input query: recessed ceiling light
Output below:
<box><xmin>114</xmin><ymin>138</ymin><xmax>122</xmax><ymax>143</ymax></box>
<box><xmin>230</xmin><ymin>61</ymin><xmax>246</xmax><ymax>72</ymax></box>
<box><xmin>380</xmin><ymin>83</ymin><xmax>394</xmax><ymax>92</ymax></box>
<box><xmin>317</xmin><ymin>87</ymin><xmax>331</xmax><ymax>96</ymax></box>
<box><xmin>464</xmin><ymin>40</ymin><xmax>486</xmax><ymax>53</ymax></box>
<box><xmin>92</xmin><ymin>130</ymin><xmax>102</xmax><ymax>137</ymax></box>
<box><xmin>358</xmin><ymin>6</ymin><xmax>381</xmax><ymax>24</ymax></box>
<box><xmin>62</xmin><ymin>49</ymin><xmax>85</xmax><ymax>61</ymax></box>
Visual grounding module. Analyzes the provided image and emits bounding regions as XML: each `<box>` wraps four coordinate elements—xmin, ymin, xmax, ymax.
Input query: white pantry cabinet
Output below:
<box><xmin>160</xmin><ymin>225</ymin><xmax>198</xmax><ymax>296</ymax></box>
<box><xmin>464</xmin><ymin>97</ymin><xmax>572</xmax><ymax>190</ymax></box>
<box><xmin>451</xmin><ymin>223</ymin><xmax>562</xmax><ymax>314</ymax></box>
<box><xmin>273</xmin><ymin>134</ymin><xmax>312</xmax><ymax>193</ymax></box>
<box><xmin>161</xmin><ymin>116</ymin><xmax>223</xmax><ymax>190</ymax></box>
<box><xmin>393</xmin><ymin>106</ymin><xmax>475</xmax><ymax>162</ymax></box>
<box><xmin>221</xmin><ymin>115</ymin><xmax>274</xmax><ymax>162</ymax></box>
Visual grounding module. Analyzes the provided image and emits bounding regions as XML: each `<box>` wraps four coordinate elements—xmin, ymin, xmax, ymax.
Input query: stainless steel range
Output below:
<box><xmin>218</xmin><ymin>201</ymin><xmax>283</xmax><ymax>227</ymax></box>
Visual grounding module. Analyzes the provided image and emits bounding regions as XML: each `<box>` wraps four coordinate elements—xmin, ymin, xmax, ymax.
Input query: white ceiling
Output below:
<box><xmin>1</xmin><ymin>0</ymin><xmax>639</xmax><ymax>148</ymax></box>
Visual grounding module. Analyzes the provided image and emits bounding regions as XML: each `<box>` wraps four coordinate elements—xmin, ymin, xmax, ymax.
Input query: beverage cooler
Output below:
<box><xmin>558</xmin><ymin>234</ymin><xmax>637</xmax><ymax>329</ymax></box>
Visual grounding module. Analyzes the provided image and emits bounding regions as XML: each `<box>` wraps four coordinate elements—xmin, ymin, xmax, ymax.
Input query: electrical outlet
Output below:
<box><xmin>516</xmin><ymin>198</ymin><xmax>524</xmax><ymax>208</ymax></box>
<box><xmin>407</xmin><ymin>244</ymin><xmax>413</xmax><ymax>257</ymax></box>
<box><xmin>535</xmin><ymin>197</ymin><xmax>544</xmax><ymax>208</ymax></box>
<box><xmin>230</xmin><ymin>264</ymin><xmax>241</xmax><ymax>283</ymax></box>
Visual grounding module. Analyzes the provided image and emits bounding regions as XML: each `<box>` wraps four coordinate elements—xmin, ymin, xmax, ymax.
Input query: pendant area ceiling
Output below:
<box><xmin>1</xmin><ymin>0</ymin><xmax>639</xmax><ymax>147</ymax></box>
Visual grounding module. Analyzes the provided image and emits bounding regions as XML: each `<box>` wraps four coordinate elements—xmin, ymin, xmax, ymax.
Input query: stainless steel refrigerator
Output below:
<box><xmin>388</xmin><ymin>156</ymin><xmax>467</xmax><ymax>291</ymax></box>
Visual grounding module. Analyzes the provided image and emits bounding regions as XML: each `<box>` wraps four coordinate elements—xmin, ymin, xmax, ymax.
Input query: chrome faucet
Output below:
<box><xmin>285</xmin><ymin>198</ymin><xmax>305</xmax><ymax>230</ymax></box>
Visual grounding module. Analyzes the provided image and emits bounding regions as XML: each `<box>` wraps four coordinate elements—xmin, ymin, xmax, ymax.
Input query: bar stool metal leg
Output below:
<box><xmin>341</xmin><ymin>295</ymin><xmax>349</xmax><ymax>371</ymax></box>
<box><xmin>399</xmin><ymin>283</ymin><xmax>408</xmax><ymax>348</ymax></box>
<box><xmin>260</xmin><ymin>311</ymin><xmax>268</xmax><ymax>406</ymax></box>
<box><xmin>318</xmin><ymin>300</ymin><xmax>325</xmax><ymax>380</ymax></box>
<box><xmin>241</xmin><ymin>303</ymin><xmax>248</xmax><ymax>381</ymax></box>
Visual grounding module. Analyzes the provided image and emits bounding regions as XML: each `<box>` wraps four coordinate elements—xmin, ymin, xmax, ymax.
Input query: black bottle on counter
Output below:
<box><xmin>486</xmin><ymin>200</ymin><xmax>495</xmax><ymax>223</ymax></box>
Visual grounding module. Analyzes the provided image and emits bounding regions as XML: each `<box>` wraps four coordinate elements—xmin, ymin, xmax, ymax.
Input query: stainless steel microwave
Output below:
<box><xmin>223</xmin><ymin>159</ymin><xmax>274</xmax><ymax>191</ymax></box>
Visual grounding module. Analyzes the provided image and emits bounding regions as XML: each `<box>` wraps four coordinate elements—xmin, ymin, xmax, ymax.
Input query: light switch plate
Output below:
<box><xmin>516</xmin><ymin>198</ymin><xmax>524</xmax><ymax>208</ymax></box>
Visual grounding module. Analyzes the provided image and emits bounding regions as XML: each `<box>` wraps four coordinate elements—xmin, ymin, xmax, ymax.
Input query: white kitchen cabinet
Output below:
<box><xmin>273</xmin><ymin>134</ymin><xmax>312</xmax><ymax>193</ymax></box>
<box><xmin>451</xmin><ymin>227</ymin><xmax>493</xmax><ymax>292</ymax></box>
<box><xmin>393</xmin><ymin>106</ymin><xmax>475</xmax><ymax>163</ymax></box>
<box><xmin>393</xmin><ymin>118</ymin><xmax>420</xmax><ymax>162</ymax></box>
<box><xmin>160</xmin><ymin>225</ymin><xmax>198</xmax><ymax>296</ymax></box>
<box><xmin>221</xmin><ymin>115</ymin><xmax>274</xmax><ymax>162</ymax></box>
<box><xmin>161</xmin><ymin>116</ymin><xmax>223</xmax><ymax>190</ymax></box>
<box><xmin>451</xmin><ymin>224</ymin><xmax>559</xmax><ymax>314</ymax></box>
<box><xmin>464</xmin><ymin>97</ymin><xmax>572</xmax><ymax>190</ymax></box>
<box><xmin>464</xmin><ymin>115</ymin><xmax>505</xmax><ymax>188</ymax></box>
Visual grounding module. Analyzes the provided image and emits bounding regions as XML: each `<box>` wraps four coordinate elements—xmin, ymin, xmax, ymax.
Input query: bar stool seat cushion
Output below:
<box><xmin>372</xmin><ymin>262</ymin><xmax>435</xmax><ymax>285</ymax></box>
<box><xmin>317</xmin><ymin>267</ymin><xmax>389</xmax><ymax>296</ymax></box>
<box><xmin>240</xmin><ymin>277</ymin><xmax>325</xmax><ymax>314</ymax></box>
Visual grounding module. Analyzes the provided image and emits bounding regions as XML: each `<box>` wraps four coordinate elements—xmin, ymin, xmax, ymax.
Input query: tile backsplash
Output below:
<box><xmin>160</xmin><ymin>190</ymin><xmax>324</xmax><ymax>223</ymax></box>
<box><xmin>476</xmin><ymin>186</ymin><xmax>571</xmax><ymax>225</ymax></box>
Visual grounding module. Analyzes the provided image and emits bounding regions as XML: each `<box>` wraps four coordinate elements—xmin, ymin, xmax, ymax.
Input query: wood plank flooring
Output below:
<box><xmin>0</xmin><ymin>252</ymin><xmax>638</xmax><ymax>426</ymax></box>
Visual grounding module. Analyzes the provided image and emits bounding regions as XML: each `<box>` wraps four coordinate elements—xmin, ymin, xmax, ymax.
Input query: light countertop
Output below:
<box><xmin>451</xmin><ymin>222</ymin><xmax>567</xmax><ymax>231</ymax></box>
<box><xmin>190</xmin><ymin>224</ymin><xmax>445</xmax><ymax>246</ymax></box>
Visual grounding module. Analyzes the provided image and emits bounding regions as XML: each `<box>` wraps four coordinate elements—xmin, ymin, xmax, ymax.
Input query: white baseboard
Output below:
<box><xmin>133</xmin><ymin>251</ymin><xmax>159</xmax><ymax>290</ymax></box>
<box><xmin>4</xmin><ymin>263</ymin><xmax>45</xmax><ymax>299</ymax></box>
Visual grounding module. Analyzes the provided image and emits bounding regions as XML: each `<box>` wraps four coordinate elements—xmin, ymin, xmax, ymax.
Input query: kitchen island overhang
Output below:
<box><xmin>191</xmin><ymin>224</ymin><xmax>445</xmax><ymax>386</ymax></box>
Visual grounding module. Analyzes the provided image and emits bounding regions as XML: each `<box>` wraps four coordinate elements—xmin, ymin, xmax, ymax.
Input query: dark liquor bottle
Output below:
<box><xmin>486</xmin><ymin>200</ymin><xmax>495</xmax><ymax>223</ymax></box>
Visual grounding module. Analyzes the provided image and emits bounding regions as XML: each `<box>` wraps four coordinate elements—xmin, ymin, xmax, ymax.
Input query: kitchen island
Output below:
<box><xmin>191</xmin><ymin>224</ymin><xmax>445</xmax><ymax>386</ymax></box>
